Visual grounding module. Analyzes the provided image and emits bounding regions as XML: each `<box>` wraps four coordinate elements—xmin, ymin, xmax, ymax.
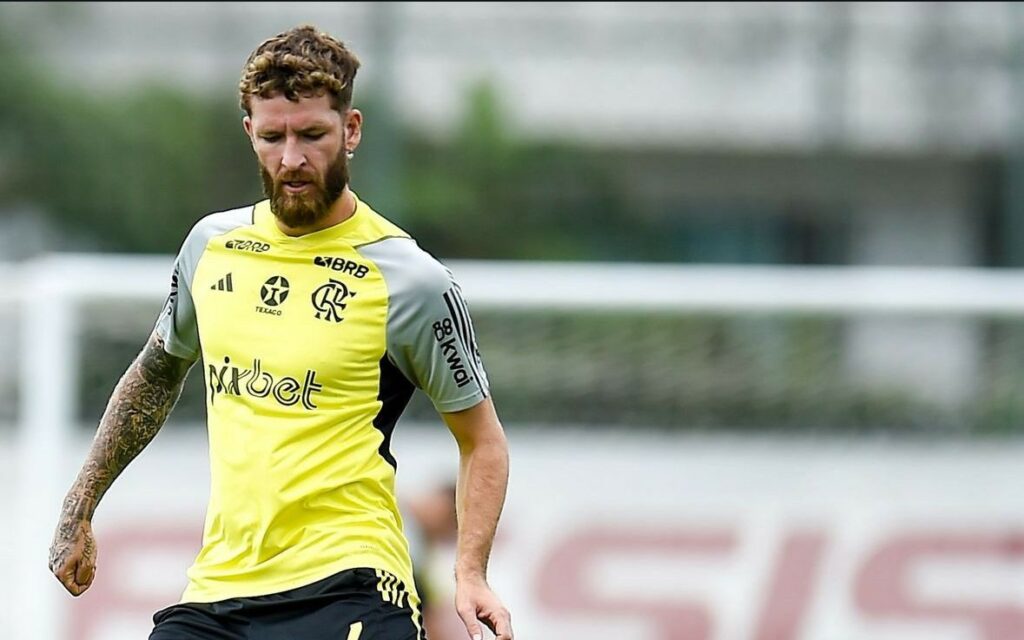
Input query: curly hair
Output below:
<box><xmin>239</xmin><ymin>24</ymin><xmax>361</xmax><ymax>114</ymax></box>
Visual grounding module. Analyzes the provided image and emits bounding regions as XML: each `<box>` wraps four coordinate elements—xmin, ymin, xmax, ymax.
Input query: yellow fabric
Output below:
<box><xmin>181</xmin><ymin>197</ymin><xmax>416</xmax><ymax>603</ymax></box>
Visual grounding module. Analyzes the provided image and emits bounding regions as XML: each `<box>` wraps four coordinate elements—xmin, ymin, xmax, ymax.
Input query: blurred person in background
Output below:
<box><xmin>47</xmin><ymin>24</ymin><xmax>512</xmax><ymax>640</ymax></box>
<box><xmin>405</xmin><ymin>481</ymin><xmax>464</xmax><ymax>640</ymax></box>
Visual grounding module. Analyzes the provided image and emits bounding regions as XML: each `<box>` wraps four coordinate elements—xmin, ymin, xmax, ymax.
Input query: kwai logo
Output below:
<box><xmin>207</xmin><ymin>356</ymin><xmax>322</xmax><ymax>409</ymax></box>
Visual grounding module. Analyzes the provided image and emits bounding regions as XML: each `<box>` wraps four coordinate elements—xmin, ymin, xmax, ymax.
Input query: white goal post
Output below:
<box><xmin>12</xmin><ymin>253</ymin><xmax>1024</xmax><ymax>639</ymax></box>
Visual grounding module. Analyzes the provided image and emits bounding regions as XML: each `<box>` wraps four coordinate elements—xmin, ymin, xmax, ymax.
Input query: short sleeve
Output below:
<box><xmin>152</xmin><ymin>205</ymin><xmax>255</xmax><ymax>362</ymax></box>
<box><xmin>359</xmin><ymin>238</ymin><xmax>490</xmax><ymax>413</ymax></box>
<box><xmin>154</xmin><ymin>250</ymin><xmax>200</xmax><ymax>361</ymax></box>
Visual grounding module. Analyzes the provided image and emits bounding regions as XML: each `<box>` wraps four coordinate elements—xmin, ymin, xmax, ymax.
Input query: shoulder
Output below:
<box><xmin>174</xmin><ymin>203</ymin><xmax>258</xmax><ymax>285</ymax></box>
<box><xmin>183</xmin><ymin>203</ymin><xmax>257</xmax><ymax>248</ymax></box>
<box><xmin>357</xmin><ymin>236</ymin><xmax>454</xmax><ymax>300</ymax></box>
<box><xmin>347</xmin><ymin>196</ymin><xmax>412</xmax><ymax>248</ymax></box>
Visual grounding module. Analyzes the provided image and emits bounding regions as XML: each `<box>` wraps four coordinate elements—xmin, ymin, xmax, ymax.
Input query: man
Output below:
<box><xmin>405</xmin><ymin>482</ymin><xmax>462</xmax><ymax>640</ymax></box>
<box><xmin>48</xmin><ymin>24</ymin><xmax>512</xmax><ymax>640</ymax></box>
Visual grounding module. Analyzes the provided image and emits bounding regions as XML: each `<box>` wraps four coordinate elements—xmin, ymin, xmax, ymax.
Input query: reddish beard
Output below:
<box><xmin>260</xmin><ymin>150</ymin><xmax>349</xmax><ymax>228</ymax></box>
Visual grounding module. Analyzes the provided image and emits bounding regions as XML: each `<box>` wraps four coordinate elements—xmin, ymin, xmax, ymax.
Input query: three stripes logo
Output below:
<box><xmin>211</xmin><ymin>273</ymin><xmax>234</xmax><ymax>292</ymax></box>
<box><xmin>375</xmin><ymin>569</ymin><xmax>411</xmax><ymax>609</ymax></box>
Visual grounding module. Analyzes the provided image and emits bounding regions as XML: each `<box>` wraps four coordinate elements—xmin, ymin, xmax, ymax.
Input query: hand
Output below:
<box><xmin>455</xmin><ymin>577</ymin><xmax>513</xmax><ymax>640</ymax></box>
<box><xmin>48</xmin><ymin>517</ymin><xmax>97</xmax><ymax>596</ymax></box>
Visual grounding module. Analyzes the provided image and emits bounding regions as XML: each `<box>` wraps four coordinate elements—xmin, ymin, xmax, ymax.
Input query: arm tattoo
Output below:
<box><xmin>56</xmin><ymin>332</ymin><xmax>192</xmax><ymax>526</ymax></box>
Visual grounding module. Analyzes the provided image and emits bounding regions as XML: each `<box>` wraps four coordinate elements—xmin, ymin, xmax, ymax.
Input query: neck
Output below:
<box><xmin>275</xmin><ymin>187</ymin><xmax>357</xmax><ymax>237</ymax></box>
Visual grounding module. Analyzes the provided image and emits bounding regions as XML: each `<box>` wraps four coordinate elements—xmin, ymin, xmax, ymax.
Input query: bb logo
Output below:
<box><xmin>311</xmin><ymin>279</ymin><xmax>356</xmax><ymax>323</ymax></box>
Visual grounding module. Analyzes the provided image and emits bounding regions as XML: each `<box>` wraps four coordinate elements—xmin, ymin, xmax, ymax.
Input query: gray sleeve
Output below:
<box><xmin>154</xmin><ymin>256</ymin><xmax>200</xmax><ymax>361</ymax></box>
<box><xmin>359</xmin><ymin>238</ymin><xmax>490</xmax><ymax>413</ymax></box>
<box><xmin>154</xmin><ymin>206</ymin><xmax>253</xmax><ymax>361</ymax></box>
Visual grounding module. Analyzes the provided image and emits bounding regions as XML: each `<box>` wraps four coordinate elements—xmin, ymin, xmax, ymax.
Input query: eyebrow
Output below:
<box><xmin>256</xmin><ymin>123</ymin><xmax>331</xmax><ymax>134</ymax></box>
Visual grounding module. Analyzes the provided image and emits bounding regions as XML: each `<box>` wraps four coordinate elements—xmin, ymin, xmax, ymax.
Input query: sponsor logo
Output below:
<box><xmin>432</xmin><ymin>318</ymin><xmax>474</xmax><ymax>388</ymax></box>
<box><xmin>313</xmin><ymin>256</ymin><xmax>369</xmax><ymax>278</ymax></box>
<box><xmin>311</xmin><ymin>279</ymin><xmax>356</xmax><ymax>323</ymax></box>
<box><xmin>225</xmin><ymin>239</ymin><xmax>270</xmax><ymax>253</ymax></box>
<box><xmin>164</xmin><ymin>266</ymin><xmax>180</xmax><ymax>316</ymax></box>
<box><xmin>256</xmin><ymin>275</ymin><xmax>289</xmax><ymax>315</ymax></box>
<box><xmin>210</xmin><ymin>273</ymin><xmax>234</xmax><ymax>292</ymax></box>
<box><xmin>207</xmin><ymin>356</ymin><xmax>322</xmax><ymax>409</ymax></box>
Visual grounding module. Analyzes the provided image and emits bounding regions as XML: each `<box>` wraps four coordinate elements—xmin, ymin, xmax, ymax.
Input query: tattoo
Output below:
<box><xmin>50</xmin><ymin>332</ymin><xmax>192</xmax><ymax>568</ymax></box>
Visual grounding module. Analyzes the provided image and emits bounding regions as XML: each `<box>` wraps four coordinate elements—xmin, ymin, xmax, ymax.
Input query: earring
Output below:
<box><xmin>346</xmin><ymin>150</ymin><xmax>355</xmax><ymax>160</ymax></box>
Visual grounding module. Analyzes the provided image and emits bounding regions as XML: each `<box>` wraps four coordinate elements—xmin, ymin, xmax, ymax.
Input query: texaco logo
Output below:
<box><xmin>311</xmin><ymin>279</ymin><xmax>356</xmax><ymax>323</ymax></box>
<box><xmin>260</xmin><ymin>276</ymin><xmax>290</xmax><ymax>307</ymax></box>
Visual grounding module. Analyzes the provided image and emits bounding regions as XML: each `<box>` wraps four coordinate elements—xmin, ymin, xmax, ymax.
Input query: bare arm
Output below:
<box><xmin>48</xmin><ymin>331</ymin><xmax>194</xmax><ymax>596</ymax></box>
<box><xmin>441</xmin><ymin>397</ymin><xmax>513</xmax><ymax>640</ymax></box>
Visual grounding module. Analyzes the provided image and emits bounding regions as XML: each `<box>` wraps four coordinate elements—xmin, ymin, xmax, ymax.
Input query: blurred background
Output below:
<box><xmin>3</xmin><ymin>2</ymin><xmax>1024</xmax><ymax>639</ymax></box>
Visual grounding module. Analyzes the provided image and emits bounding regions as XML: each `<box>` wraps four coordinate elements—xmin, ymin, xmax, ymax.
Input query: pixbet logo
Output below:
<box><xmin>207</xmin><ymin>356</ymin><xmax>322</xmax><ymax>409</ymax></box>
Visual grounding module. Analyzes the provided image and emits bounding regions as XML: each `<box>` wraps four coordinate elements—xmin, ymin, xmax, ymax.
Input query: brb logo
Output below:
<box><xmin>313</xmin><ymin>256</ymin><xmax>368</xmax><ymax>278</ymax></box>
<box><xmin>207</xmin><ymin>356</ymin><xmax>322</xmax><ymax>409</ymax></box>
<box><xmin>311</xmin><ymin>279</ymin><xmax>356</xmax><ymax>323</ymax></box>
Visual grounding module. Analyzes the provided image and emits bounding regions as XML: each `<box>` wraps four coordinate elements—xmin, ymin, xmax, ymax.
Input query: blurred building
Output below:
<box><xmin>5</xmin><ymin>2</ymin><xmax>1023</xmax><ymax>268</ymax></box>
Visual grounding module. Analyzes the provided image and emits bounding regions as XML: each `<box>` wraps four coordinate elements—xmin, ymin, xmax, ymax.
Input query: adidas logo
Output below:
<box><xmin>211</xmin><ymin>273</ymin><xmax>234</xmax><ymax>292</ymax></box>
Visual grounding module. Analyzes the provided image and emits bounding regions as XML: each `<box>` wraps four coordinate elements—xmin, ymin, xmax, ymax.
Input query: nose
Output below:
<box><xmin>281</xmin><ymin>136</ymin><xmax>306</xmax><ymax>171</ymax></box>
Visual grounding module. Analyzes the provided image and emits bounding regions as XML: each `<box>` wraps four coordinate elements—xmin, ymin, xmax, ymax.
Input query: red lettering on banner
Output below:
<box><xmin>65</xmin><ymin>526</ymin><xmax>199</xmax><ymax>640</ymax></box>
<box><xmin>752</xmin><ymin>530</ymin><xmax>828</xmax><ymax>640</ymax></box>
<box><xmin>534</xmin><ymin>527</ymin><xmax>738</xmax><ymax>640</ymax></box>
<box><xmin>854</xmin><ymin>531</ymin><xmax>1024</xmax><ymax>640</ymax></box>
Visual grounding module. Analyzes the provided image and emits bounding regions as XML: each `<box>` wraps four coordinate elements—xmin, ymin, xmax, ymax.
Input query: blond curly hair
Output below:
<box><xmin>239</xmin><ymin>24</ymin><xmax>361</xmax><ymax>114</ymax></box>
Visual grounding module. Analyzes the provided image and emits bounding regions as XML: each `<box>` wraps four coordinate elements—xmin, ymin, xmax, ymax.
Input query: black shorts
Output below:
<box><xmin>150</xmin><ymin>568</ymin><xmax>425</xmax><ymax>640</ymax></box>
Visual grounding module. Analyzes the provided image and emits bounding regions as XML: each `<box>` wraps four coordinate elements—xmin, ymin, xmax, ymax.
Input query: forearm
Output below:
<box><xmin>454</xmin><ymin>430</ymin><xmax>509</xmax><ymax>583</ymax></box>
<box><xmin>59</xmin><ymin>333</ymin><xmax>191</xmax><ymax>523</ymax></box>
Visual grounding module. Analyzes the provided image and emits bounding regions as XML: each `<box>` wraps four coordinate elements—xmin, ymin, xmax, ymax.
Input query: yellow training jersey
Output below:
<box><xmin>154</xmin><ymin>195</ymin><xmax>489</xmax><ymax>603</ymax></box>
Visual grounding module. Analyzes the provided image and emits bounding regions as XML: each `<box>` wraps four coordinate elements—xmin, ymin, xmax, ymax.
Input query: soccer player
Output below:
<box><xmin>47</xmin><ymin>24</ymin><xmax>512</xmax><ymax>640</ymax></box>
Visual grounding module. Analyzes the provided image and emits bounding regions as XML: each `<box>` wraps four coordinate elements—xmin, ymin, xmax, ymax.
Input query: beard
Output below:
<box><xmin>260</xmin><ymin>150</ymin><xmax>349</xmax><ymax>228</ymax></box>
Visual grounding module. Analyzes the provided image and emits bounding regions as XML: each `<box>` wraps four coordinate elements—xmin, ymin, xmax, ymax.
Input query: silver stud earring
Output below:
<box><xmin>346</xmin><ymin>150</ymin><xmax>355</xmax><ymax>160</ymax></box>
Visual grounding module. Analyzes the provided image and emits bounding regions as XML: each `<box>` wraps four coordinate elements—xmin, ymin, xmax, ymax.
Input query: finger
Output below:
<box><xmin>75</xmin><ymin>556</ymin><xmax>95</xmax><ymax>587</ymax></box>
<box><xmin>488</xmin><ymin>610</ymin><xmax>513</xmax><ymax>640</ymax></box>
<box><xmin>56</xmin><ymin>562</ymin><xmax>80</xmax><ymax>594</ymax></box>
<box><xmin>456</xmin><ymin>606</ymin><xmax>483</xmax><ymax>640</ymax></box>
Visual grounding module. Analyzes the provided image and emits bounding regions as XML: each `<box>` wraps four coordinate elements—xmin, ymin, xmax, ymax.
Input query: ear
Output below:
<box><xmin>242</xmin><ymin>115</ymin><xmax>256</xmax><ymax>148</ymax></box>
<box><xmin>344</xmin><ymin>109</ymin><xmax>363</xmax><ymax>152</ymax></box>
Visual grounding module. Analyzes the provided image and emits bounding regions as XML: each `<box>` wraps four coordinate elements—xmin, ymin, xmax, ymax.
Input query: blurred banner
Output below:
<box><xmin>7</xmin><ymin>430</ymin><xmax>1023</xmax><ymax>640</ymax></box>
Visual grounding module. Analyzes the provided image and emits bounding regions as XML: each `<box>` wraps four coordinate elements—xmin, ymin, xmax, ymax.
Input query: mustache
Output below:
<box><xmin>276</xmin><ymin>171</ymin><xmax>320</xmax><ymax>184</ymax></box>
